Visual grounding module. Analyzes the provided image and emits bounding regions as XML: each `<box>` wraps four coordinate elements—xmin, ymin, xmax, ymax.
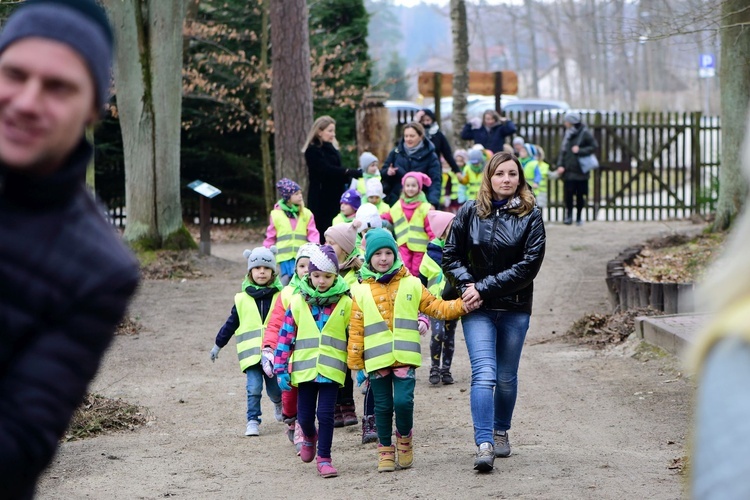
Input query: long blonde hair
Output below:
<box><xmin>302</xmin><ymin>115</ymin><xmax>339</xmax><ymax>152</ymax></box>
<box><xmin>475</xmin><ymin>152</ymin><xmax>536</xmax><ymax>218</ymax></box>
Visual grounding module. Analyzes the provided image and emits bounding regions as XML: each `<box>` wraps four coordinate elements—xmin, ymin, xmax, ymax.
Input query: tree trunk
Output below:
<box><xmin>450</xmin><ymin>0</ymin><xmax>469</xmax><ymax>149</ymax></box>
<box><xmin>714</xmin><ymin>0</ymin><xmax>750</xmax><ymax>230</ymax></box>
<box><xmin>107</xmin><ymin>0</ymin><xmax>193</xmax><ymax>250</ymax></box>
<box><xmin>259</xmin><ymin>0</ymin><xmax>274</xmax><ymax>215</ymax></box>
<box><xmin>270</xmin><ymin>0</ymin><xmax>313</xmax><ymax>195</ymax></box>
<box><xmin>524</xmin><ymin>0</ymin><xmax>539</xmax><ymax>97</ymax></box>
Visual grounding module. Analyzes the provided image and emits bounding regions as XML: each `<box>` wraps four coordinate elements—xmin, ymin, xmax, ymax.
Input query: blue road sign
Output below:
<box><xmin>699</xmin><ymin>54</ymin><xmax>715</xmax><ymax>69</ymax></box>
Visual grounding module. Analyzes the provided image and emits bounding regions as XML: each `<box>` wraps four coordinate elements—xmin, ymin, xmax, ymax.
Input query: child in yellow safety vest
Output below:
<box><xmin>332</xmin><ymin>189</ymin><xmax>361</xmax><ymax>226</ymax></box>
<box><xmin>454</xmin><ymin>149</ymin><xmax>469</xmax><ymax>205</ymax></box>
<box><xmin>418</xmin><ymin>210</ymin><xmax>458</xmax><ymax>386</ymax></box>
<box><xmin>347</xmin><ymin>228</ymin><xmax>475</xmax><ymax>472</ymax></box>
<box><xmin>459</xmin><ymin>148</ymin><xmax>486</xmax><ymax>201</ymax></box>
<box><xmin>264</xmin><ymin>178</ymin><xmax>320</xmax><ymax>285</ymax></box>
<box><xmin>263</xmin><ymin>242</ymin><xmax>318</xmax><ymax>454</ymax></box>
<box><xmin>210</xmin><ymin>246</ymin><xmax>284</xmax><ymax>437</ymax></box>
<box><xmin>365</xmin><ymin>178</ymin><xmax>390</xmax><ymax>216</ymax></box>
<box><xmin>274</xmin><ymin>245</ymin><xmax>352</xmax><ymax>478</ymax></box>
<box><xmin>351</xmin><ymin>151</ymin><xmax>382</xmax><ymax>198</ymax></box>
<box><xmin>441</xmin><ymin>157</ymin><xmax>462</xmax><ymax>214</ymax></box>
<box><xmin>382</xmin><ymin>172</ymin><xmax>435</xmax><ymax>277</ymax></box>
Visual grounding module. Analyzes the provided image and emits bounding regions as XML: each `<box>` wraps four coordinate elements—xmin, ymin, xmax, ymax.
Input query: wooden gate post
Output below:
<box><xmin>691</xmin><ymin>111</ymin><xmax>702</xmax><ymax>215</ymax></box>
<box><xmin>356</xmin><ymin>92</ymin><xmax>390</xmax><ymax>165</ymax></box>
<box><xmin>433</xmin><ymin>72</ymin><xmax>442</xmax><ymax>125</ymax></box>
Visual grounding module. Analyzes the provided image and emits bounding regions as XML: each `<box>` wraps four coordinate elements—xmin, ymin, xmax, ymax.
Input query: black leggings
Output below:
<box><xmin>564</xmin><ymin>180</ymin><xmax>588</xmax><ymax>221</ymax></box>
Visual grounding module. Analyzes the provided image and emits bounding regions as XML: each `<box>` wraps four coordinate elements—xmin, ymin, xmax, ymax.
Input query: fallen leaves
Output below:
<box><xmin>65</xmin><ymin>393</ymin><xmax>147</xmax><ymax>442</ymax></box>
<box><xmin>567</xmin><ymin>307</ymin><xmax>659</xmax><ymax>347</ymax></box>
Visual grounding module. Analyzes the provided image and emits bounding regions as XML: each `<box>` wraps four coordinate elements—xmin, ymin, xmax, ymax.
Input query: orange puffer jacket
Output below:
<box><xmin>347</xmin><ymin>266</ymin><xmax>465</xmax><ymax>370</ymax></box>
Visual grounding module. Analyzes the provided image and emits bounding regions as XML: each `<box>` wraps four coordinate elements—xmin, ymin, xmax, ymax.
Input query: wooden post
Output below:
<box><xmin>356</xmin><ymin>92</ymin><xmax>390</xmax><ymax>164</ymax></box>
<box><xmin>691</xmin><ymin>111</ymin><xmax>702</xmax><ymax>215</ymax></box>
<box><xmin>199</xmin><ymin>196</ymin><xmax>211</xmax><ymax>256</ymax></box>
<box><xmin>494</xmin><ymin>71</ymin><xmax>503</xmax><ymax>114</ymax></box>
<box><xmin>434</xmin><ymin>72</ymin><xmax>442</xmax><ymax>125</ymax></box>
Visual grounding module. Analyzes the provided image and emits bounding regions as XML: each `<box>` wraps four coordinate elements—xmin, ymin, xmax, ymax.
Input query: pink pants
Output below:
<box><xmin>282</xmin><ymin>386</ymin><xmax>298</xmax><ymax>419</ymax></box>
<box><xmin>399</xmin><ymin>245</ymin><xmax>424</xmax><ymax>277</ymax></box>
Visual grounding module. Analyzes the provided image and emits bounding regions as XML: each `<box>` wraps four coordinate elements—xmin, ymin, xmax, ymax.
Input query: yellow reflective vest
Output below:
<box><xmin>461</xmin><ymin>166</ymin><xmax>483</xmax><ymax>200</ymax></box>
<box><xmin>270</xmin><ymin>207</ymin><xmax>312</xmax><ymax>262</ymax></box>
<box><xmin>443</xmin><ymin>171</ymin><xmax>459</xmax><ymax>201</ymax></box>
<box><xmin>418</xmin><ymin>241</ymin><xmax>445</xmax><ymax>296</ymax></box>
<box><xmin>234</xmin><ymin>292</ymin><xmax>279</xmax><ymax>372</ymax></box>
<box><xmin>289</xmin><ymin>293</ymin><xmax>351</xmax><ymax>386</ymax></box>
<box><xmin>331</xmin><ymin>213</ymin><xmax>354</xmax><ymax>226</ymax></box>
<box><xmin>351</xmin><ymin>276</ymin><xmax>423</xmax><ymax>372</ymax></box>
<box><xmin>391</xmin><ymin>201</ymin><xmax>431</xmax><ymax>252</ymax></box>
<box><xmin>373</xmin><ymin>200</ymin><xmax>390</xmax><ymax>215</ymax></box>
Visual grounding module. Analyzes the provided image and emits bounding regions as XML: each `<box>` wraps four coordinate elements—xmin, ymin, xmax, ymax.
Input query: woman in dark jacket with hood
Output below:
<box><xmin>442</xmin><ymin>151</ymin><xmax>546</xmax><ymax>472</ymax></box>
<box><xmin>554</xmin><ymin>111</ymin><xmax>598</xmax><ymax>226</ymax></box>
<box><xmin>304</xmin><ymin>115</ymin><xmax>362</xmax><ymax>238</ymax></box>
<box><xmin>381</xmin><ymin>122</ymin><xmax>442</xmax><ymax>207</ymax></box>
<box><xmin>416</xmin><ymin>108</ymin><xmax>461</xmax><ymax>174</ymax></box>
<box><xmin>460</xmin><ymin>109</ymin><xmax>517</xmax><ymax>154</ymax></box>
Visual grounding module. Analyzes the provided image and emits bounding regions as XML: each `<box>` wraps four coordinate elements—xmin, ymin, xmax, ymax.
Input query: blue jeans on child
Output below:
<box><xmin>246</xmin><ymin>364</ymin><xmax>281</xmax><ymax>422</ymax></box>
<box><xmin>461</xmin><ymin>309</ymin><xmax>530</xmax><ymax>445</ymax></box>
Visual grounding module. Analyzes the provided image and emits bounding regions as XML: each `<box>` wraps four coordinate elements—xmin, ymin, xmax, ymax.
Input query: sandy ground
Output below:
<box><xmin>37</xmin><ymin>219</ymin><xmax>700</xmax><ymax>500</ymax></box>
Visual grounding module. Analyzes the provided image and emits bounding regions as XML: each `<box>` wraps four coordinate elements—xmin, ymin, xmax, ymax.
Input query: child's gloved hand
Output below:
<box><xmin>210</xmin><ymin>345</ymin><xmax>221</xmax><ymax>362</ymax></box>
<box><xmin>417</xmin><ymin>315</ymin><xmax>429</xmax><ymax>336</ymax></box>
<box><xmin>277</xmin><ymin>373</ymin><xmax>292</xmax><ymax>391</ymax></box>
<box><xmin>356</xmin><ymin>369</ymin><xmax>368</xmax><ymax>386</ymax></box>
<box><xmin>261</xmin><ymin>348</ymin><xmax>274</xmax><ymax>378</ymax></box>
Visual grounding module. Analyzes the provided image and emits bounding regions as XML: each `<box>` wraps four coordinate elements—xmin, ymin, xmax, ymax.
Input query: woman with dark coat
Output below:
<box><xmin>304</xmin><ymin>115</ymin><xmax>362</xmax><ymax>239</ymax></box>
<box><xmin>554</xmin><ymin>112</ymin><xmax>598</xmax><ymax>226</ymax></box>
<box><xmin>442</xmin><ymin>151</ymin><xmax>546</xmax><ymax>472</ymax></box>
<box><xmin>460</xmin><ymin>109</ymin><xmax>517</xmax><ymax>154</ymax></box>
<box><xmin>416</xmin><ymin>108</ymin><xmax>461</xmax><ymax>174</ymax></box>
<box><xmin>380</xmin><ymin>122</ymin><xmax>442</xmax><ymax>207</ymax></box>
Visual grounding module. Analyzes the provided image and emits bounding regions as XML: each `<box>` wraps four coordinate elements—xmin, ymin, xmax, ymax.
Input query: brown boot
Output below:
<box><xmin>341</xmin><ymin>404</ymin><xmax>358</xmax><ymax>426</ymax></box>
<box><xmin>396</xmin><ymin>430</ymin><xmax>413</xmax><ymax>469</ymax></box>
<box><xmin>333</xmin><ymin>404</ymin><xmax>344</xmax><ymax>428</ymax></box>
<box><xmin>378</xmin><ymin>444</ymin><xmax>396</xmax><ymax>472</ymax></box>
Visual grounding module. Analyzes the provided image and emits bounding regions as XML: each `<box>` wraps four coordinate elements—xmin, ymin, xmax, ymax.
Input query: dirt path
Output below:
<box><xmin>38</xmin><ymin>220</ymin><xmax>698</xmax><ymax>499</ymax></box>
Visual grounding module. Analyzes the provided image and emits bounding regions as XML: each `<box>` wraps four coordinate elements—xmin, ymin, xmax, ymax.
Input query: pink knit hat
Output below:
<box><xmin>427</xmin><ymin>210</ymin><xmax>455</xmax><ymax>239</ymax></box>
<box><xmin>402</xmin><ymin>171</ymin><xmax>432</xmax><ymax>189</ymax></box>
<box><xmin>324</xmin><ymin>223</ymin><xmax>357</xmax><ymax>256</ymax></box>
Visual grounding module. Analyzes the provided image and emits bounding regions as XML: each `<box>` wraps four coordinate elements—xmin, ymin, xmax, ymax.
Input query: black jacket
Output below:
<box><xmin>442</xmin><ymin>200</ymin><xmax>545</xmax><ymax>313</ymax></box>
<box><xmin>305</xmin><ymin>140</ymin><xmax>360</xmax><ymax>239</ymax></box>
<box><xmin>0</xmin><ymin>140</ymin><xmax>140</xmax><ymax>499</ymax></box>
<box><xmin>557</xmin><ymin>124</ymin><xmax>598</xmax><ymax>182</ymax></box>
<box><xmin>460</xmin><ymin>120</ymin><xmax>517</xmax><ymax>154</ymax></box>
<box><xmin>380</xmin><ymin>138</ymin><xmax>442</xmax><ymax>207</ymax></box>
<box><xmin>425</xmin><ymin>126</ymin><xmax>460</xmax><ymax>173</ymax></box>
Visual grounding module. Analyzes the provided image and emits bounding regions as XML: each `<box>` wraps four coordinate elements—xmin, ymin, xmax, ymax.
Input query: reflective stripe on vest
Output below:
<box><xmin>234</xmin><ymin>292</ymin><xmax>279</xmax><ymax>372</ymax></box>
<box><xmin>352</xmin><ymin>276</ymin><xmax>423</xmax><ymax>372</ymax></box>
<box><xmin>289</xmin><ymin>293</ymin><xmax>351</xmax><ymax>386</ymax></box>
<box><xmin>462</xmin><ymin>166</ymin><xmax>483</xmax><ymax>200</ymax></box>
<box><xmin>270</xmin><ymin>208</ymin><xmax>311</xmax><ymax>262</ymax></box>
<box><xmin>390</xmin><ymin>202</ymin><xmax>430</xmax><ymax>252</ymax></box>
<box><xmin>419</xmin><ymin>251</ymin><xmax>444</xmax><ymax>296</ymax></box>
<box><xmin>443</xmin><ymin>171</ymin><xmax>459</xmax><ymax>201</ymax></box>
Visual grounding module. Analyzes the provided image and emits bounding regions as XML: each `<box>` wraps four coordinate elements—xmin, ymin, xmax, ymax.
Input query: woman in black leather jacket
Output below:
<box><xmin>443</xmin><ymin>151</ymin><xmax>546</xmax><ymax>472</ymax></box>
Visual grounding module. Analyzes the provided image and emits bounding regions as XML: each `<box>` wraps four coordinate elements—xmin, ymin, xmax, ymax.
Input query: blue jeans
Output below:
<box><xmin>462</xmin><ymin>309</ymin><xmax>530</xmax><ymax>445</ymax></box>
<box><xmin>245</xmin><ymin>364</ymin><xmax>282</xmax><ymax>422</ymax></box>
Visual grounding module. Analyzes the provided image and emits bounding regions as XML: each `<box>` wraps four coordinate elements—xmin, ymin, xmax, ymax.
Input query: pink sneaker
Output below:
<box><xmin>316</xmin><ymin>456</ymin><xmax>338</xmax><ymax>478</ymax></box>
<box><xmin>299</xmin><ymin>432</ymin><xmax>317</xmax><ymax>463</ymax></box>
<box><xmin>293</xmin><ymin>421</ymin><xmax>304</xmax><ymax>455</ymax></box>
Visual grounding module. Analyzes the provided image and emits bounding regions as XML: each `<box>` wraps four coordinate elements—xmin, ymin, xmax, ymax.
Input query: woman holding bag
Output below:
<box><xmin>554</xmin><ymin>112</ymin><xmax>598</xmax><ymax>226</ymax></box>
<box><xmin>443</xmin><ymin>151</ymin><xmax>546</xmax><ymax>472</ymax></box>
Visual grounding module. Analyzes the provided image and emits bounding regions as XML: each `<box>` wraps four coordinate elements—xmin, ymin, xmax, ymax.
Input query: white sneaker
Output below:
<box><xmin>274</xmin><ymin>402</ymin><xmax>283</xmax><ymax>422</ymax></box>
<box><xmin>245</xmin><ymin>420</ymin><xmax>260</xmax><ymax>436</ymax></box>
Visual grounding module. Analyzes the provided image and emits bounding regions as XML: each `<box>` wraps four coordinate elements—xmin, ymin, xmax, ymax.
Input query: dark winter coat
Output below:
<box><xmin>0</xmin><ymin>140</ymin><xmax>140</xmax><ymax>499</ymax></box>
<box><xmin>305</xmin><ymin>139</ymin><xmax>361</xmax><ymax>239</ymax></box>
<box><xmin>425</xmin><ymin>126</ymin><xmax>460</xmax><ymax>173</ymax></box>
<box><xmin>380</xmin><ymin>137</ymin><xmax>442</xmax><ymax>207</ymax></box>
<box><xmin>460</xmin><ymin>119</ymin><xmax>517</xmax><ymax>154</ymax></box>
<box><xmin>442</xmin><ymin>200</ymin><xmax>546</xmax><ymax>313</ymax></box>
<box><xmin>556</xmin><ymin>123</ymin><xmax>598</xmax><ymax>182</ymax></box>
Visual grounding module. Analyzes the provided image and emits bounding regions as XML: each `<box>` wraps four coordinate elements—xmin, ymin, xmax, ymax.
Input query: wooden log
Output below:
<box><xmin>650</xmin><ymin>283</ymin><xmax>664</xmax><ymax>311</ymax></box>
<box><xmin>663</xmin><ymin>283</ymin><xmax>679</xmax><ymax>314</ymax></box>
<box><xmin>356</xmin><ymin>92</ymin><xmax>391</xmax><ymax>166</ymax></box>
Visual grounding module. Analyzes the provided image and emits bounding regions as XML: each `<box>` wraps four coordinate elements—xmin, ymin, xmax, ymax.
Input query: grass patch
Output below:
<box><xmin>65</xmin><ymin>393</ymin><xmax>147</xmax><ymax>442</ymax></box>
<box><xmin>137</xmin><ymin>250</ymin><xmax>204</xmax><ymax>280</ymax></box>
<box><xmin>625</xmin><ymin>231</ymin><xmax>727</xmax><ymax>283</ymax></box>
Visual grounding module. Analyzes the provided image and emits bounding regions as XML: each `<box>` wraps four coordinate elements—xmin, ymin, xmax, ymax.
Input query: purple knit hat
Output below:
<box><xmin>308</xmin><ymin>244</ymin><xmax>339</xmax><ymax>274</ymax></box>
<box><xmin>276</xmin><ymin>178</ymin><xmax>301</xmax><ymax>201</ymax></box>
<box><xmin>340</xmin><ymin>188</ymin><xmax>361</xmax><ymax>211</ymax></box>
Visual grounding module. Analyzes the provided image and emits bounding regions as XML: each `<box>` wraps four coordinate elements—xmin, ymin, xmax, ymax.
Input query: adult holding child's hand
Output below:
<box><xmin>442</xmin><ymin>151</ymin><xmax>546</xmax><ymax>472</ymax></box>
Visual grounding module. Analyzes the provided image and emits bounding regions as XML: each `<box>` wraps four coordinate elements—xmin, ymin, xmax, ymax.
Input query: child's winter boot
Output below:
<box><xmin>377</xmin><ymin>444</ymin><xmax>396</xmax><ymax>472</ymax></box>
<box><xmin>341</xmin><ymin>404</ymin><xmax>358</xmax><ymax>426</ymax></box>
<box><xmin>361</xmin><ymin>415</ymin><xmax>377</xmax><ymax>444</ymax></box>
<box><xmin>333</xmin><ymin>404</ymin><xmax>344</xmax><ymax>428</ymax></box>
<box><xmin>396</xmin><ymin>430</ymin><xmax>414</xmax><ymax>468</ymax></box>
<box><xmin>299</xmin><ymin>432</ymin><xmax>317</xmax><ymax>463</ymax></box>
<box><xmin>316</xmin><ymin>456</ymin><xmax>338</xmax><ymax>478</ymax></box>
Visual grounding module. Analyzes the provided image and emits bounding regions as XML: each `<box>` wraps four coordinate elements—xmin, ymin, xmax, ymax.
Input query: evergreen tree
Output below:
<box><xmin>383</xmin><ymin>52</ymin><xmax>408</xmax><ymax>100</ymax></box>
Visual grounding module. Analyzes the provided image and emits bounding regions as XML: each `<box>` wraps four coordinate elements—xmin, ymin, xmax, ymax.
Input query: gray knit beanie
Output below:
<box><xmin>0</xmin><ymin>0</ymin><xmax>114</xmax><ymax>110</ymax></box>
<box><xmin>243</xmin><ymin>246</ymin><xmax>278</xmax><ymax>271</ymax></box>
